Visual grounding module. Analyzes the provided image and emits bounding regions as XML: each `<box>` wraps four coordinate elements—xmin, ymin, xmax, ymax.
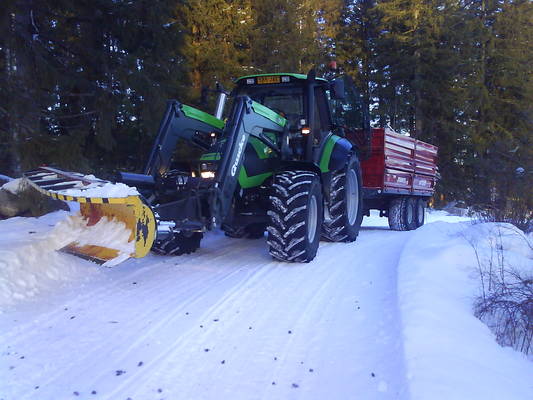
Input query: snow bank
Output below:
<box><xmin>1</xmin><ymin>177</ymin><xmax>24</xmax><ymax>194</ymax></box>
<box><xmin>397</xmin><ymin>221</ymin><xmax>533</xmax><ymax>400</ymax></box>
<box><xmin>0</xmin><ymin>212</ymin><xmax>133</xmax><ymax>309</ymax></box>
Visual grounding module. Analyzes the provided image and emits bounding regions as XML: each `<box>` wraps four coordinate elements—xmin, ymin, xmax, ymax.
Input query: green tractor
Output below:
<box><xmin>25</xmin><ymin>70</ymin><xmax>370</xmax><ymax>264</ymax></box>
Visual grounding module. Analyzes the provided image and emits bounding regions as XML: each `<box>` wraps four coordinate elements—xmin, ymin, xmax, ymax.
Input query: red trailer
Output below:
<box><xmin>347</xmin><ymin>128</ymin><xmax>438</xmax><ymax>230</ymax></box>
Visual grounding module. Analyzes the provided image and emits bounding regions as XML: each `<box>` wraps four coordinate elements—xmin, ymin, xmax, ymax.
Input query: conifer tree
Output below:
<box><xmin>250</xmin><ymin>0</ymin><xmax>323</xmax><ymax>73</ymax></box>
<box><xmin>177</xmin><ymin>0</ymin><xmax>253</xmax><ymax>106</ymax></box>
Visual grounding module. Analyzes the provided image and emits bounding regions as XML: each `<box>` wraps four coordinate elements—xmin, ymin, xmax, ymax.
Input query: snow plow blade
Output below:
<box><xmin>23</xmin><ymin>167</ymin><xmax>156</xmax><ymax>266</ymax></box>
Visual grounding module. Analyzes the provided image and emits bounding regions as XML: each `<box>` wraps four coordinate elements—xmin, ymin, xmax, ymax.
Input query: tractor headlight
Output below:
<box><xmin>200</xmin><ymin>171</ymin><xmax>215</xmax><ymax>179</ymax></box>
<box><xmin>200</xmin><ymin>163</ymin><xmax>216</xmax><ymax>179</ymax></box>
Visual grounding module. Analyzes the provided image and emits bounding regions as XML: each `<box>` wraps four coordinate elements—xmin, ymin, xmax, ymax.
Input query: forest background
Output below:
<box><xmin>1</xmin><ymin>0</ymin><xmax>531</xmax><ymax>223</ymax></box>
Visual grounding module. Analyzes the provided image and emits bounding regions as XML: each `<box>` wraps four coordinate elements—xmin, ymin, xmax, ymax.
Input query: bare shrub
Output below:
<box><xmin>466</xmin><ymin>226</ymin><xmax>533</xmax><ymax>355</ymax></box>
<box><xmin>470</xmin><ymin>201</ymin><xmax>532</xmax><ymax>233</ymax></box>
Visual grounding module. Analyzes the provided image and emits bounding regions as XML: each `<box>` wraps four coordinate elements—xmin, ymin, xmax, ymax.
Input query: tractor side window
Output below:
<box><xmin>329</xmin><ymin>78</ymin><xmax>365</xmax><ymax>130</ymax></box>
<box><xmin>314</xmin><ymin>87</ymin><xmax>331</xmax><ymax>133</ymax></box>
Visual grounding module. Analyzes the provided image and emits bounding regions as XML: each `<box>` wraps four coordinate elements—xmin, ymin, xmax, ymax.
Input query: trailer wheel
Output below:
<box><xmin>322</xmin><ymin>155</ymin><xmax>364</xmax><ymax>242</ymax></box>
<box><xmin>153</xmin><ymin>231</ymin><xmax>203</xmax><ymax>255</ymax></box>
<box><xmin>388</xmin><ymin>197</ymin><xmax>407</xmax><ymax>231</ymax></box>
<box><xmin>267</xmin><ymin>170</ymin><xmax>323</xmax><ymax>262</ymax></box>
<box><xmin>415</xmin><ymin>198</ymin><xmax>426</xmax><ymax>228</ymax></box>
<box><xmin>405</xmin><ymin>197</ymin><xmax>418</xmax><ymax>230</ymax></box>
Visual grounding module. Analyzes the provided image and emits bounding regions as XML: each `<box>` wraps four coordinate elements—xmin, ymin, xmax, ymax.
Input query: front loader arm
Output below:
<box><xmin>144</xmin><ymin>100</ymin><xmax>224</xmax><ymax>177</ymax></box>
<box><xmin>210</xmin><ymin>96</ymin><xmax>287</xmax><ymax>227</ymax></box>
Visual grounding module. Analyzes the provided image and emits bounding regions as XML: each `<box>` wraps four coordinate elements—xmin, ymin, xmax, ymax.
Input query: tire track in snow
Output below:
<box><xmin>4</xmin><ymin>236</ymin><xmax>275</xmax><ymax>399</ymax></box>
<box><xmin>2</xmin><ymin>225</ymin><xmax>413</xmax><ymax>400</ymax></box>
<box><xmin>100</xmin><ymin>260</ymin><xmax>280</xmax><ymax>400</ymax></box>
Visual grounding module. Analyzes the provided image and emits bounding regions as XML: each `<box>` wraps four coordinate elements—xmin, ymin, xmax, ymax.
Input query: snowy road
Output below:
<box><xmin>1</xmin><ymin>211</ymin><xmax>532</xmax><ymax>400</ymax></box>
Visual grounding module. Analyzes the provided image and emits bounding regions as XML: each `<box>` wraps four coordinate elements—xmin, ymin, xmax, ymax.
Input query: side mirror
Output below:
<box><xmin>330</xmin><ymin>78</ymin><xmax>345</xmax><ymax>100</ymax></box>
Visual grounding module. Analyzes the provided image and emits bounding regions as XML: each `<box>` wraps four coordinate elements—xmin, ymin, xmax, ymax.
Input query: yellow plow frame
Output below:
<box><xmin>23</xmin><ymin>167</ymin><xmax>156</xmax><ymax>265</ymax></box>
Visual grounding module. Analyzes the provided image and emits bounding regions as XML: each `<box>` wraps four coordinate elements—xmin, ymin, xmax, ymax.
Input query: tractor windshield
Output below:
<box><xmin>234</xmin><ymin>85</ymin><xmax>304</xmax><ymax>129</ymax></box>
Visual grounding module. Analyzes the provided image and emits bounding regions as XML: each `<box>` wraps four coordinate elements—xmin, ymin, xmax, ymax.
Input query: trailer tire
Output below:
<box><xmin>415</xmin><ymin>198</ymin><xmax>426</xmax><ymax>228</ymax></box>
<box><xmin>405</xmin><ymin>197</ymin><xmax>418</xmax><ymax>230</ymax></box>
<box><xmin>267</xmin><ymin>170</ymin><xmax>323</xmax><ymax>262</ymax></box>
<box><xmin>322</xmin><ymin>155</ymin><xmax>363</xmax><ymax>242</ymax></box>
<box><xmin>388</xmin><ymin>197</ymin><xmax>407</xmax><ymax>231</ymax></box>
<box><xmin>153</xmin><ymin>231</ymin><xmax>203</xmax><ymax>255</ymax></box>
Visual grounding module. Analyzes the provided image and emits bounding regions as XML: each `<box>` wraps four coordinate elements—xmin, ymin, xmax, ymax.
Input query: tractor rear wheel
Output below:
<box><xmin>267</xmin><ymin>170</ymin><xmax>323</xmax><ymax>262</ymax></box>
<box><xmin>322</xmin><ymin>155</ymin><xmax>363</xmax><ymax>242</ymax></box>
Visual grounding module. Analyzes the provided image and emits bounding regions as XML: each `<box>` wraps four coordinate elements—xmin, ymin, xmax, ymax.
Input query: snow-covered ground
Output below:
<box><xmin>0</xmin><ymin>210</ymin><xmax>531</xmax><ymax>400</ymax></box>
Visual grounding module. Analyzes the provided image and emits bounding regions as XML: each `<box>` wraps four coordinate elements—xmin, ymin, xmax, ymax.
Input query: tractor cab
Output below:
<box><xmin>233</xmin><ymin>72</ymin><xmax>370</xmax><ymax>163</ymax></box>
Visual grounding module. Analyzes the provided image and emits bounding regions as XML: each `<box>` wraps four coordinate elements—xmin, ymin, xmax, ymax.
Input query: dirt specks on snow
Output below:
<box><xmin>137</xmin><ymin>361</ymin><xmax>143</xmax><ymax>367</ymax></box>
<box><xmin>291</xmin><ymin>383</ymin><xmax>299</xmax><ymax>388</ymax></box>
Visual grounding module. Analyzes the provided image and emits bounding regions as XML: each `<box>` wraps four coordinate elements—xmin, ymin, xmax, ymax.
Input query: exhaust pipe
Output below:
<box><xmin>214</xmin><ymin>83</ymin><xmax>228</xmax><ymax>120</ymax></box>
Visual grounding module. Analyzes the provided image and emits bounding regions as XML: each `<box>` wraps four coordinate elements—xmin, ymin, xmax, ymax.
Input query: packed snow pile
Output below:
<box><xmin>0</xmin><ymin>212</ymin><xmax>133</xmax><ymax>309</ymax></box>
<box><xmin>397</xmin><ymin>221</ymin><xmax>533</xmax><ymax>400</ymax></box>
<box><xmin>58</xmin><ymin>212</ymin><xmax>134</xmax><ymax>266</ymax></box>
<box><xmin>61</xmin><ymin>181</ymin><xmax>139</xmax><ymax>198</ymax></box>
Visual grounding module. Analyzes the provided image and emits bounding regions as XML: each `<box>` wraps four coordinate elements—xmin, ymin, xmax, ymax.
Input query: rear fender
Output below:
<box><xmin>318</xmin><ymin>135</ymin><xmax>353</xmax><ymax>173</ymax></box>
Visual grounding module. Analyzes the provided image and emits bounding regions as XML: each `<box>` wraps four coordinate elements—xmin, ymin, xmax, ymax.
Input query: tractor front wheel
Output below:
<box><xmin>153</xmin><ymin>231</ymin><xmax>203</xmax><ymax>255</ymax></box>
<box><xmin>267</xmin><ymin>170</ymin><xmax>323</xmax><ymax>262</ymax></box>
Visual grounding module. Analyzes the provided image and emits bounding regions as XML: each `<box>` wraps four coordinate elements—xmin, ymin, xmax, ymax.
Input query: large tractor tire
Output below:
<box><xmin>267</xmin><ymin>170</ymin><xmax>323</xmax><ymax>262</ymax></box>
<box><xmin>152</xmin><ymin>231</ymin><xmax>203</xmax><ymax>255</ymax></box>
<box><xmin>322</xmin><ymin>155</ymin><xmax>364</xmax><ymax>242</ymax></box>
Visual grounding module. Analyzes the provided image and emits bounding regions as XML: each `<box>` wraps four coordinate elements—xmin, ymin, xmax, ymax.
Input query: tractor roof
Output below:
<box><xmin>236</xmin><ymin>73</ymin><xmax>328</xmax><ymax>83</ymax></box>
